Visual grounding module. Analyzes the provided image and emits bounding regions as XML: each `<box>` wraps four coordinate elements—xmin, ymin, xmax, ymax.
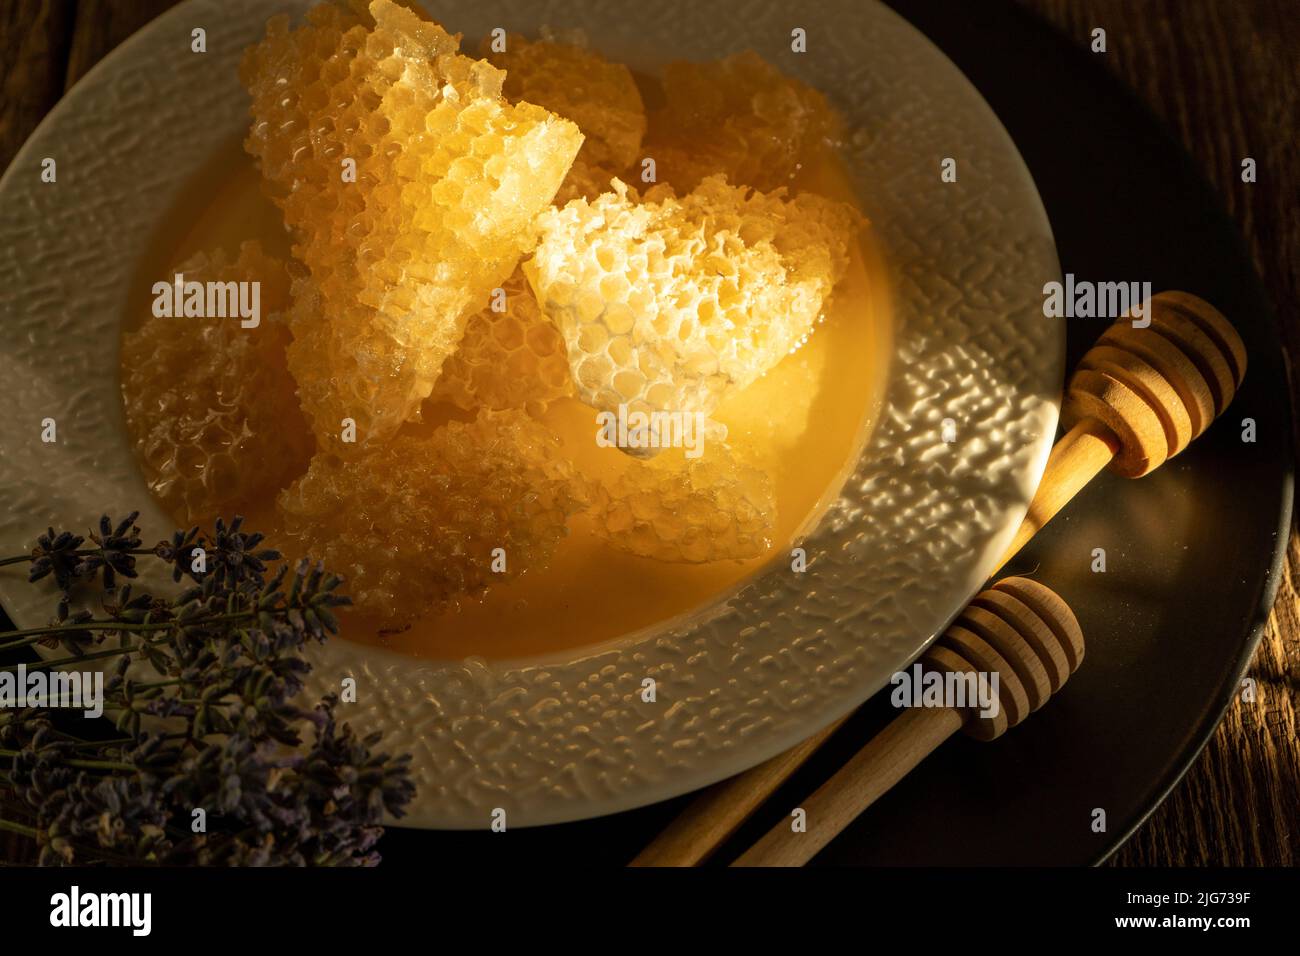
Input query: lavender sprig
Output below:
<box><xmin>0</xmin><ymin>514</ymin><xmax>414</xmax><ymax>867</ymax></box>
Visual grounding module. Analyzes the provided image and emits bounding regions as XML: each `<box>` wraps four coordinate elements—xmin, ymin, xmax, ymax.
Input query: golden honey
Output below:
<box><xmin>127</xmin><ymin>142</ymin><xmax>889</xmax><ymax>661</ymax></box>
<box><xmin>122</xmin><ymin>9</ymin><xmax>892</xmax><ymax>662</ymax></box>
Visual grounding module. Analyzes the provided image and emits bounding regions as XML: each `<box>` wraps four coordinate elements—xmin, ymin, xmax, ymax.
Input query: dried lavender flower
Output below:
<box><xmin>0</xmin><ymin>515</ymin><xmax>412</xmax><ymax>867</ymax></box>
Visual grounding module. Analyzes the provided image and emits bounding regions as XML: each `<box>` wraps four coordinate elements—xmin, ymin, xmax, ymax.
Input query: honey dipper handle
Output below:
<box><xmin>993</xmin><ymin>418</ymin><xmax>1119</xmax><ymax>575</ymax></box>
<box><xmin>731</xmin><ymin>706</ymin><xmax>965</xmax><ymax>867</ymax></box>
<box><xmin>629</xmin><ymin>714</ymin><xmax>850</xmax><ymax>867</ymax></box>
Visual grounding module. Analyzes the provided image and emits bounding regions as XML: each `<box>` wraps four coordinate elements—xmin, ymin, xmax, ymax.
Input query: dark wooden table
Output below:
<box><xmin>1</xmin><ymin>0</ymin><xmax>1296</xmax><ymax>866</ymax></box>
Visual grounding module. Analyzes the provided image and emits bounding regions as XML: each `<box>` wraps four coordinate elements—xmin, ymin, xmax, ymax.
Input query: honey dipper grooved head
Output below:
<box><xmin>920</xmin><ymin>577</ymin><xmax>1084</xmax><ymax>741</ymax></box>
<box><xmin>1062</xmin><ymin>291</ymin><xmax>1246</xmax><ymax>477</ymax></box>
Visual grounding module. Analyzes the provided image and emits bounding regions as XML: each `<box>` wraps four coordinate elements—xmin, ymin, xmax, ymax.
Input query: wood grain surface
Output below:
<box><xmin>0</xmin><ymin>0</ymin><xmax>1295</xmax><ymax>866</ymax></box>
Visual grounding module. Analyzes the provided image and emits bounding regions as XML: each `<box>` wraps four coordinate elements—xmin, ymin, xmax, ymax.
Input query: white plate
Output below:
<box><xmin>0</xmin><ymin>0</ymin><xmax>1061</xmax><ymax>827</ymax></box>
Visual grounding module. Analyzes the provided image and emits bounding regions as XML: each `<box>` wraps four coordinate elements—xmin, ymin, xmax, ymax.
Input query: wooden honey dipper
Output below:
<box><xmin>631</xmin><ymin>576</ymin><xmax>1082</xmax><ymax>866</ymax></box>
<box><xmin>631</xmin><ymin>290</ymin><xmax>1245</xmax><ymax>867</ymax></box>
<box><xmin>730</xmin><ymin>576</ymin><xmax>1083</xmax><ymax>866</ymax></box>
<box><xmin>997</xmin><ymin>290</ymin><xmax>1247</xmax><ymax>567</ymax></box>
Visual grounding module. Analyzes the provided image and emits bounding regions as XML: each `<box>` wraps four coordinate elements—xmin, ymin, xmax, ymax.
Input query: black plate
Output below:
<box><xmin>2</xmin><ymin>0</ymin><xmax>1287</xmax><ymax>868</ymax></box>
<box><xmin>366</xmin><ymin>0</ymin><xmax>1293</xmax><ymax>867</ymax></box>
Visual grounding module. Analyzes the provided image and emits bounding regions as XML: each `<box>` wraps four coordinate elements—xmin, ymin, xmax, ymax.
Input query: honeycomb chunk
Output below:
<box><xmin>121</xmin><ymin>242</ymin><xmax>312</xmax><ymax>525</ymax></box>
<box><xmin>485</xmin><ymin>32</ymin><xmax>646</xmax><ymax>203</ymax></box>
<box><xmin>278</xmin><ymin>410</ymin><xmax>587</xmax><ymax>626</ymax></box>
<box><xmin>239</xmin><ymin>0</ymin><xmax>376</xmax><ymax>263</ymax></box>
<box><xmin>525</xmin><ymin>175</ymin><xmax>860</xmax><ymax>424</ymax></box>
<box><xmin>645</xmin><ymin>51</ymin><xmax>841</xmax><ymax>193</ymax></box>
<box><xmin>592</xmin><ymin>445</ymin><xmax>775</xmax><ymax>563</ymax></box>
<box><xmin>430</xmin><ymin>269</ymin><xmax>573</xmax><ymax>413</ymax></box>
<box><xmin>241</xmin><ymin>0</ymin><xmax>583</xmax><ymax>448</ymax></box>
